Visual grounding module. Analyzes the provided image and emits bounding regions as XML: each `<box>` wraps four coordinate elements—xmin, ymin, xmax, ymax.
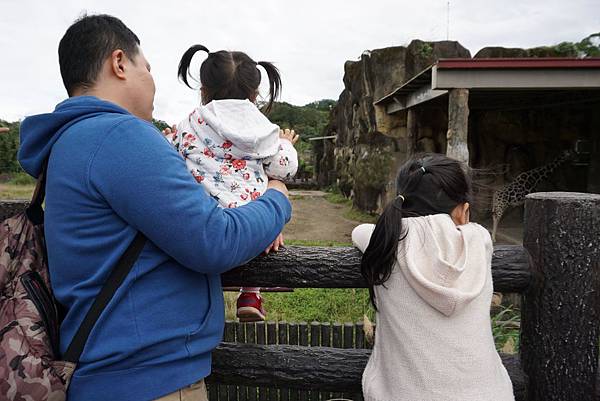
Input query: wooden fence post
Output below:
<box><xmin>521</xmin><ymin>192</ymin><xmax>600</xmax><ymax>401</ymax></box>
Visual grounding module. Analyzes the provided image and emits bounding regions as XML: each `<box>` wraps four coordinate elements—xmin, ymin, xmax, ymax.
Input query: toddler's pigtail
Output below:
<box><xmin>257</xmin><ymin>61</ymin><xmax>281</xmax><ymax>113</ymax></box>
<box><xmin>178</xmin><ymin>44</ymin><xmax>210</xmax><ymax>89</ymax></box>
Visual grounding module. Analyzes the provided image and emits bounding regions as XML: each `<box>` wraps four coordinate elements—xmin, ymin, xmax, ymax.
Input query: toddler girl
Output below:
<box><xmin>168</xmin><ymin>45</ymin><xmax>299</xmax><ymax>322</ymax></box>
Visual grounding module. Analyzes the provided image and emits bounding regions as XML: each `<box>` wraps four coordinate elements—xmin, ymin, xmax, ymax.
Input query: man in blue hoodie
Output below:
<box><xmin>18</xmin><ymin>14</ymin><xmax>291</xmax><ymax>401</ymax></box>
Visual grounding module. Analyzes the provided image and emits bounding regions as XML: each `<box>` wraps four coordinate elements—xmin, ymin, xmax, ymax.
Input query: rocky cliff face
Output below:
<box><xmin>315</xmin><ymin>40</ymin><xmax>600</xmax><ymax>214</ymax></box>
<box><xmin>315</xmin><ymin>40</ymin><xmax>471</xmax><ymax>212</ymax></box>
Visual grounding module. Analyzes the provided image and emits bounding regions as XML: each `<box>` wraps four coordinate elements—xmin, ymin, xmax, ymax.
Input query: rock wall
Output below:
<box><xmin>315</xmin><ymin>40</ymin><xmax>470</xmax><ymax>212</ymax></box>
<box><xmin>315</xmin><ymin>40</ymin><xmax>600</xmax><ymax>214</ymax></box>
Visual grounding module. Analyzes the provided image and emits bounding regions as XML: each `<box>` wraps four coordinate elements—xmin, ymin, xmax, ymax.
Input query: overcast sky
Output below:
<box><xmin>0</xmin><ymin>0</ymin><xmax>598</xmax><ymax>123</ymax></box>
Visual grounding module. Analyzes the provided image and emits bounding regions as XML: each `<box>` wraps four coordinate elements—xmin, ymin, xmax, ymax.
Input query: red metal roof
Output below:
<box><xmin>437</xmin><ymin>58</ymin><xmax>600</xmax><ymax>69</ymax></box>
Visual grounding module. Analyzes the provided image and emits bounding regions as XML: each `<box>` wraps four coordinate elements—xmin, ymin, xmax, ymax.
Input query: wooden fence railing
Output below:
<box><xmin>1</xmin><ymin>191</ymin><xmax>599</xmax><ymax>401</ymax></box>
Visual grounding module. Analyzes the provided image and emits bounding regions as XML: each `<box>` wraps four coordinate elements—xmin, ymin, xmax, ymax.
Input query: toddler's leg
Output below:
<box><xmin>236</xmin><ymin>287</ymin><xmax>266</xmax><ymax>322</ymax></box>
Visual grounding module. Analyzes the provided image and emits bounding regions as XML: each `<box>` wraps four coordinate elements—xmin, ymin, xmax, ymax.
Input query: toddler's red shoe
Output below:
<box><xmin>236</xmin><ymin>291</ymin><xmax>266</xmax><ymax>322</ymax></box>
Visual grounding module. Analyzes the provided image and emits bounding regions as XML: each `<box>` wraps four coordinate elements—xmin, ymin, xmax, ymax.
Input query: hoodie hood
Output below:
<box><xmin>400</xmin><ymin>214</ymin><xmax>491</xmax><ymax>316</ymax></box>
<box><xmin>18</xmin><ymin>96</ymin><xmax>131</xmax><ymax>178</ymax></box>
<box><xmin>197</xmin><ymin>99</ymin><xmax>280</xmax><ymax>158</ymax></box>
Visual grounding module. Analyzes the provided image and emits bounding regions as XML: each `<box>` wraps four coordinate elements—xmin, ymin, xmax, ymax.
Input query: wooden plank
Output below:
<box><xmin>298</xmin><ymin>323</ymin><xmax>309</xmax><ymax>401</ymax></box>
<box><xmin>278</xmin><ymin>322</ymin><xmax>290</xmax><ymax>401</ymax></box>
<box><xmin>246</xmin><ymin>323</ymin><xmax>258</xmax><ymax>401</ymax></box>
<box><xmin>330</xmin><ymin>323</ymin><xmax>344</xmax><ymax>399</ymax></box>
<box><xmin>266</xmin><ymin>322</ymin><xmax>277</xmax><ymax>401</ymax></box>
<box><xmin>256</xmin><ymin>322</ymin><xmax>268</xmax><ymax>401</ymax></box>
<box><xmin>355</xmin><ymin>322</ymin><xmax>364</xmax><ymax>350</ymax></box>
<box><xmin>221</xmin><ymin>321</ymin><xmax>236</xmax><ymax>400</ymax></box>
<box><xmin>237</xmin><ymin>323</ymin><xmax>248</xmax><ymax>401</ymax></box>
<box><xmin>221</xmin><ymin>245</ymin><xmax>530</xmax><ymax>293</ymax></box>
<box><xmin>320</xmin><ymin>323</ymin><xmax>331</xmax><ymax>347</ymax></box>
<box><xmin>288</xmin><ymin>324</ymin><xmax>300</xmax><ymax>401</ymax></box>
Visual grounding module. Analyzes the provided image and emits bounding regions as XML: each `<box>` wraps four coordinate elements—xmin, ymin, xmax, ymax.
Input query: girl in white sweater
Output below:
<box><xmin>353</xmin><ymin>154</ymin><xmax>514</xmax><ymax>401</ymax></box>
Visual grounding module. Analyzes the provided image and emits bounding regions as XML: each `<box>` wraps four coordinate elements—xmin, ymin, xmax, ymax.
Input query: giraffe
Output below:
<box><xmin>491</xmin><ymin>150</ymin><xmax>572</xmax><ymax>242</ymax></box>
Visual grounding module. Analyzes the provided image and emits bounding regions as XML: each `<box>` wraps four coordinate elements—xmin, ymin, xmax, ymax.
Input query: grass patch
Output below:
<box><xmin>224</xmin><ymin>289</ymin><xmax>375</xmax><ymax>323</ymax></box>
<box><xmin>0</xmin><ymin>183</ymin><xmax>35</xmax><ymax>200</ymax></box>
<box><xmin>323</xmin><ymin>192</ymin><xmax>350</xmax><ymax>205</ymax></box>
<box><xmin>7</xmin><ymin>173</ymin><xmax>36</xmax><ymax>186</ymax></box>
<box><xmin>492</xmin><ymin>304</ymin><xmax>521</xmax><ymax>353</ymax></box>
<box><xmin>285</xmin><ymin>239</ymin><xmax>352</xmax><ymax>247</ymax></box>
<box><xmin>344</xmin><ymin>207</ymin><xmax>378</xmax><ymax>224</ymax></box>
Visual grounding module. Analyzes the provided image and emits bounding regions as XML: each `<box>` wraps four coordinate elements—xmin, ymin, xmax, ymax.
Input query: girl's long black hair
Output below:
<box><xmin>177</xmin><ymin>45</ymin><xmax>282</xmax><ymax>113</ymax></box>
<box><xmin>360</xmin><ymin>154</ymin><xmax>473</xmax><ymax>310</ymax></box>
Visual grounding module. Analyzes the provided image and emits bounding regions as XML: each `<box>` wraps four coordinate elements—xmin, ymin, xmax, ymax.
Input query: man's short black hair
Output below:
<box><xmin>58</xmin><ymin>14</ymin><xmax>140</xmax><ymax>96</ymax></box>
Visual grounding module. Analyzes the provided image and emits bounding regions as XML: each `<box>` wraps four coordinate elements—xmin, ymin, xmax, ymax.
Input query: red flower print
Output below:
<box><xmin>197</xmin><ymin>117</ymin><xmax>205</xmax><ymax>125</ymax></box>
<box><xmin>224</xmin><ymin>153</ymin><xmax>233</xmax><ymax>160</ymax></box>
<box><xmin>194</xmin><ymin>175</ymin><xmax>204</xmax><ymax>183</ymax></box>
<box><xmin>185</xmin><ymin>133</ymin><xmax>196</xmax><ymax>142</ymax></box>
<box><xmin>243</xmin><ymin>173</ymin><xmax>251</xmax><ymax>180</ymax></box>
<box><xmin>251</xmin><ymin>191</ymin><xmax>261</xmax><ymax>201</ymax></box>
<box><xmin>232</xmin><ymin>159</ymin><xmax>247</xmax><ymax>170</ymax></box>
<box><xmin>240</xmin><ymin>194</ymin><xmax>249</xmax><ymax>201</ymax></box>
<box><xmin>222</xmin><ymin>140</ymin><xmax>233</xmax><ymax>149</ymax></box>
<box><xmin>203</xmin><ymin>147</ymin><xmax>215</xmax><ymax>158</ymax></box>
<box><xmin>220</xmin><ymin>165</ymin><xmax>231</xmax><ymax>175</ymax></box>
<box><xmin>183</xmin><ymin>142</ymin><xmax>190</xmax><ymax>148</ymax></box>
<box><xmin>228</xmin><ymin>202</ymin><xmax>238</xmax><ymax>208</ymax></box>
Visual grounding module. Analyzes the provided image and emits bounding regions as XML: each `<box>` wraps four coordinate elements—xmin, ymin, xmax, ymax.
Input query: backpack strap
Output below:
<box><xmin>31</xmin><ymin>157</ymin><xmax>147</xmax><ymax>363</ymax></box>
<box><xmin>63</xmin><ymin>231</ymin><xmax>146</xmax><ymax>363</ymax></box>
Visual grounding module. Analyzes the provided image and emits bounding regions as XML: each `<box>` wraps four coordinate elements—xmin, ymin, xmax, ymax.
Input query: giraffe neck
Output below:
<box><xmin>522</xmin><ymin>152</ymin><xmax>570</xmax><ymax>189</ymax></box>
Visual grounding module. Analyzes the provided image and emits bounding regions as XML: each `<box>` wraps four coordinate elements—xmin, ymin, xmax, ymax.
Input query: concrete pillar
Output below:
<box><xmin>406</xmin><ymin>107</ymin><xmax>418</xmax><ymax>158</ymax></box>
<box><xmin>446</xmin><ymin>88</ymin><xmax>470</xmax><ymax>164</ymax></box>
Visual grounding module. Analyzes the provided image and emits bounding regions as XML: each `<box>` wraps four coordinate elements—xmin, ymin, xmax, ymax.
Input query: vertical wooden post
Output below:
<box><xmin>446</xmin><ymin>88</ymin><xmax>469</xmax><ymax>164</ymax></box>
<box><xmin>521</xmin><ymin>192</ymin><xmax>600</xmax><ymax>401</ymax></box>
<box><xmin>406</xmin><ymin>107</ymin><xmax>418</xmax><ymax>157</ymax></box>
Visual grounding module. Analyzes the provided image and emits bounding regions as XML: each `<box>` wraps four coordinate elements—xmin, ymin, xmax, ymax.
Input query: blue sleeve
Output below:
<box><xmin>88</xmin><ymin>117</ymin><xmax>291</xmax><ymax>274</ymax></box>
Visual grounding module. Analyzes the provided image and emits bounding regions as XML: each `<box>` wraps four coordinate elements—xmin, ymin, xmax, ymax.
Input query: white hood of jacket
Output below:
<box><xmin>198</xmin><ymin>99</ymin><xmax>280</xmax><ymax>158</ymax></box>
<box><xmin>353</xmin><ymin>214</ymin><xmax>491</xmax><ymax>317</ymax></box>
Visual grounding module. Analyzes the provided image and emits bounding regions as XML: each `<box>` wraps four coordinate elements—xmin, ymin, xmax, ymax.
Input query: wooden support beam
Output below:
<box><xmin>222</xmin><ymin>244</ymin><xmax>531</xmax><ymax>293</ymax></box>
<box><xmin>0</xmin><ymin>201</ymin><xmax>532</xmax><ymax>294</ymax></box>
<box><xmin>446</xmin><ymin>88</ymin><xmax>469</xmax><ymax>164</ymax></box>
<box><xmin>521</xmin><ymin>192</ymin><xmax>600</xmax><ymax>401</ymax></box>
<box><xmin>208</xmin><ymin>343</ymin><xmax>527</xmax><ymax>400</ymax></box>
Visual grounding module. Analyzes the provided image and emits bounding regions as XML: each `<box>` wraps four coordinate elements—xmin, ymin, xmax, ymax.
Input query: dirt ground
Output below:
<box><xmin>282</xmin><ymin>190</ymin><xmax>362</xmax><ymax>243</ymax></box>
<box><xmin>282</xmin><ymin>190</ymin><xmax>523</xmax><ymax>245</ymax></box>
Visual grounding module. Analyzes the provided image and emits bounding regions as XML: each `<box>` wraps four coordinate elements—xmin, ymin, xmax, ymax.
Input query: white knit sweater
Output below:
<box><xmin>352</xmin><ymin>215</ymin><xmax>514</xmax><ymax>401</ymax></box>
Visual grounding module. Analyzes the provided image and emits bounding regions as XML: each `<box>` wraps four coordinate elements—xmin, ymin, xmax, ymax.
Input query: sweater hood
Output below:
<box><xmin>197</xmin><ymin>99</ymin><xmax>280</xmax><ymax>158</ymax></box>
<box><xmin>18</xmin><ymin>96</ymin><xmax>131</xmax><ymax>178</ymax></box>
<box><xmin>400</xmin><ymin>214</ymin><xmax>491</xmax><ymax>316</ymax></box>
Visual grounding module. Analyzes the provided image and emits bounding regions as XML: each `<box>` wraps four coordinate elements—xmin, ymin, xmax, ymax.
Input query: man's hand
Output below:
<box><xmin>267</xmin><ymin>179</ymin><xmax>289</xmax><ymax>198</ymax></box>
<box><xmin>279</xmin><ymin>128</ymin><xmax>299</xmax><ymax>145</ymax></box>
<box><xmin>0</xmin><ymin>127</ymin><xmax>8</xmax><ymax>134</ymax></box>
<box><xmin>264</xmin><ymin>233</ymin><xmax>284</xmax><ymax>254</ymax></box>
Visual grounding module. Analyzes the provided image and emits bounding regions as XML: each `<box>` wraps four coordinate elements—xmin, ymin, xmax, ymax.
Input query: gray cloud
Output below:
<box><xmin>1</xmin><ymin>0</ymin><xmax>597</xmax><ymax>122</ymax></box>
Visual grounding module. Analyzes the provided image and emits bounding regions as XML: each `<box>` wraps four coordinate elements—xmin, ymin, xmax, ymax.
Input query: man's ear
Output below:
<box><xmin>110</xmin><ymin>49</ymin><xmax>127</xmax><ymax>80</ymax></box>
